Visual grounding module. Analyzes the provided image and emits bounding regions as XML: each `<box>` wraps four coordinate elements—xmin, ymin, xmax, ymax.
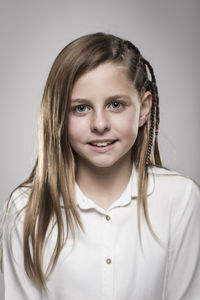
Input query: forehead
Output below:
<box><xmin>71</xmin><ymin>63</ymin><xmax>136</xmax><ymax>100</ymax></box>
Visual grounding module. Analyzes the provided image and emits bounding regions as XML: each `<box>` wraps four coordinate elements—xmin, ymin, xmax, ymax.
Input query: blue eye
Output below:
<box><xmin>74</xmin><ymin>105</ymin><xmax>88</xmax><ymax>113</ymax></box>
<box><xmin>110</xmin><ymin>101</ymin><xmax>123</xmax><ymax>109</ymax></box>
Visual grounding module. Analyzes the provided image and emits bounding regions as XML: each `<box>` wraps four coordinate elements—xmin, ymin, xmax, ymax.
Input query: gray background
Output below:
<box><xmin>0</xmin><ymin>0</ymin><xmax>199</xmax><ymax>298</ymax></box>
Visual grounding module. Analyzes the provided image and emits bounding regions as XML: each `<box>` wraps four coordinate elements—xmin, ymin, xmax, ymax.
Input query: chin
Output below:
<box><xmin>88</xmin><ymin>158</ymin><xmax>122</xmax><ymax>169</ymax></box>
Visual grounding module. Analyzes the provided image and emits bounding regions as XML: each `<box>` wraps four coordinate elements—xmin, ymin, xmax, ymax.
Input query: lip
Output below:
<box><xmin>87</xmin><ymin>140</ymin><xmax>117</xmax><ymax>153</ymax></box>
<box><xmin>88</xmin><ymin>139</ymin><xmax>117</xmax><ymax>143</ymax></box>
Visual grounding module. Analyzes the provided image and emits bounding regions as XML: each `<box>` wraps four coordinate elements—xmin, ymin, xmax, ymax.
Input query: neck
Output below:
<box><xmin>75</xmin><ymin>153</ymin><xmax>133</xmax><ymax>209</ymax></box>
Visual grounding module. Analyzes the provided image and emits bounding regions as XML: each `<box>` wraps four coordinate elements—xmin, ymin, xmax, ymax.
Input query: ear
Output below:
<box><xmin>139</xmin><ymin>91</ymin><xmax>152</xmax><ymax>127</ymax></box>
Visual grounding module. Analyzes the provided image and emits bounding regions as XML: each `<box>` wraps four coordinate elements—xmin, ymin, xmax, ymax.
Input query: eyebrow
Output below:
<box><xmin>71</xmin><ymin>94</ymin><xmax>132</xmax><ymax>103</ymax></box>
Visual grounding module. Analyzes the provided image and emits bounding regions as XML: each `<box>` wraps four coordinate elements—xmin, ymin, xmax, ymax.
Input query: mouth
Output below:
<box><xmin>87</xmin><ymin>139</ymin><xmax>118</xmax><ymax>152</ymax></box>
<box><xmin>88</xmin><ymin>140</ymin><xmax>117</xmax><ymax>147</ymax></box>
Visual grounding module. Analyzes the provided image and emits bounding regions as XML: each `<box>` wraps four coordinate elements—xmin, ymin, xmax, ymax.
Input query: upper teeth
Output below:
<box><xmin>91</xmin><ymin>141</ymin><xmax>113</xmax><ymax>146</ymax></box>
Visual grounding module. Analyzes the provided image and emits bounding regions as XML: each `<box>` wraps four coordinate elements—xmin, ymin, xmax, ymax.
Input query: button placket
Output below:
<box><xmin>102</xmin><ymin>212</ymin><xmax>114</xmax><ymax>299</ymax></box>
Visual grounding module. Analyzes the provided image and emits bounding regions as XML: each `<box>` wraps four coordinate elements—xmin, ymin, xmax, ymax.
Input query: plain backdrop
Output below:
<box><xmin>0</xmin><ymin>0</ymin><xmax>199</xmax><ymax>298</ymax></box>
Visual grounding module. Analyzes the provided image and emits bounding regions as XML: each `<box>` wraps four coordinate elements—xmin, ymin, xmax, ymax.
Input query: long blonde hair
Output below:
<box><xmin>1</xmin><ymin>32</ymin><xmax>162</xmax><ymax>289</ymax></box>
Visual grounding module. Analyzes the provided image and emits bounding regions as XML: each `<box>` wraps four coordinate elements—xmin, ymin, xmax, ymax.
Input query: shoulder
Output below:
<box><xmin>149</xmin><ymin>166</ymin><xmax>199</xmax><ymax>191</ymax></box>
<box><xmin>0</xmin><ymin>186</ymin><xmax>31</xmax><ymax>269</ymax></box>
<box><xmin>10</xmin><ymin>186</ymin><xmax>30</xmax><ymax>209</ymax></box>
<box><xmin>148</xmin><ymin>166</ymin><xmax>200</xmax><ymax>212</ymax></box>
<box><xmin>2</xmin><ymin>186</ymin><xmax>31</xmax><ymax>225</ymax></box>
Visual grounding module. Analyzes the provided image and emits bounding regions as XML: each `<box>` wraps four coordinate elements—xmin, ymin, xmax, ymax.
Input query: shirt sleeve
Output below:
<box><xmin>165</xmin><ymin>179</ymin><xmax>200</xmax><ymax>300</ymax></box>
<box><xmin>2</xmin><ymin>189</ymin><xmax>43</xmax><ymax>300</ymax></box>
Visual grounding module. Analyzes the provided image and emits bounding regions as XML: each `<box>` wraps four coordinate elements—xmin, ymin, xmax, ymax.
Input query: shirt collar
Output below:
<box><xmin>75</xmin><ymin>163</ymin><xmax>155</xmax><ymax>212</ymax></box>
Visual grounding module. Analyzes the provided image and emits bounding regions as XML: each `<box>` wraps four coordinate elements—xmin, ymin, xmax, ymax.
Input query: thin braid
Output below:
<box><xmin>146</xmin><ymin>100</ymin><xmax>155</xmax><ymax>164</ymax></box>
<box><xmin>142</xmin><ymin>58</ymin><xmax>160</xmax><ymax>130</ymax></box>
<box><xmin>141</xmin><ymin>57</ymin><xmax>162</xmax><ymax>166</ymax></box>
<box><xmin>144</xmin><ymin>60</ymin><xmax>162</xmax><ymax>166</ymax></box>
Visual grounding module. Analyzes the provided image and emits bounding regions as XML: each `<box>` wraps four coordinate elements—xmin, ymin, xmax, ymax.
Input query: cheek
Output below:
<box><xmin>68</xmin><ymin>117</ymin><xmax>79</xmax><ymax>142</ymax></box>
<box><xmin>116</xmin><ymin>110</ymin><xmax>140</xmax><ymax>138</ymax></box>
<box><xmin>68</xmin><ymin>116</ymin><xmax>88</xmax><ymax>142</ymax></box>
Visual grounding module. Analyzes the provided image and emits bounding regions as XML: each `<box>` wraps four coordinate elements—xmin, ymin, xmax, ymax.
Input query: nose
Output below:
<box><xmin>90</xmin><ymin>110</ymin><xmax>110</xmax><ymax>133</ymax></box>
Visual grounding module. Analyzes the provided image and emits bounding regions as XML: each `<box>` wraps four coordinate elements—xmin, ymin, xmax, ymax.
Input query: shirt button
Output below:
<box><xmin>106</xmin><ymin>258</ymin><xmax>112</xmax><ymax>264</ymax></box>
<box><xmin>106</xmin><ymin>215</ymin><xmax>110</xmax><ymax>221</ymax></box>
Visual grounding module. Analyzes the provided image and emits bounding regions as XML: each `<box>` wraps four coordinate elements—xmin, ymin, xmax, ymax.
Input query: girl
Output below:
<box><xmin>1</xmin><ymin>32</ymin><xmax>200</xmax><ymax>300</ymax></box>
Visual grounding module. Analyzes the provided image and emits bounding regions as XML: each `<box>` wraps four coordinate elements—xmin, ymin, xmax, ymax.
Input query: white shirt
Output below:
<box><xmin>2</xmin><ymin>165</ymin><xmax>200</xmax><ymax>300</ymax></box>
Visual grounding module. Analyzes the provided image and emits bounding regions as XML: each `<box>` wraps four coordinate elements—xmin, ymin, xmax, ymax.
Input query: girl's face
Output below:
<box><xmin>68</xmin><ymin>63</ymin><xmax>151</xmax><ymax>169</ymax></box>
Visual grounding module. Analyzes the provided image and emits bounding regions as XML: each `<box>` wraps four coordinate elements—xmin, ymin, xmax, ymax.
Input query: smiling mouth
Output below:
<box><xmin>88</xmin><ymin>140</ymin><xmax>117</xmax><ymax>147</ymax></box>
